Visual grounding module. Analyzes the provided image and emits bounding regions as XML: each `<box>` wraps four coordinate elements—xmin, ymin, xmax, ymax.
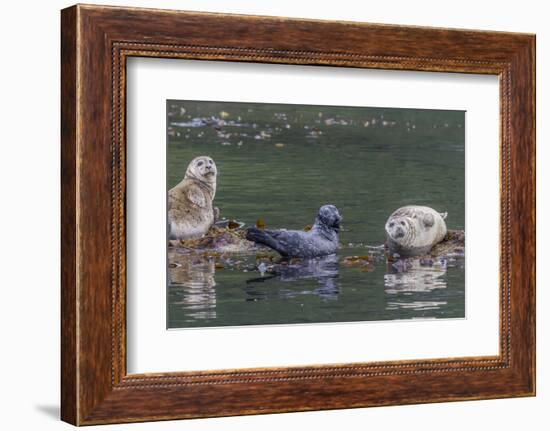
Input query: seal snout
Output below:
<box><xmin>386</xmin><ymin>220</ymin><xmax>407</xmax><ymax>240</ymax></box>
<box><xmin>333</xmin><ymin>213</ymin><xmax>343</xmax><ymax>229</ymax></box>
<box><xmin>392</xmin><ymin>227</ymin><xmax>406</xmax><ymax>239</ymax></box>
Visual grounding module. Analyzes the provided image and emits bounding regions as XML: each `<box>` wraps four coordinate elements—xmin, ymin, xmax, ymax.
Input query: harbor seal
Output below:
<box><xmin>385</xmin><ymin>205</ymin><xmax>448</xmax><ymax>258</ymax></box>
<box><xmin>246</xmin><ymin>205</ymin><xmax>342</xmax><ymax>258</ymax></box>
<box><xmin>168</xmin><ymin>156</ymin><xmax>217</xmax><ymax>240</ymax></box>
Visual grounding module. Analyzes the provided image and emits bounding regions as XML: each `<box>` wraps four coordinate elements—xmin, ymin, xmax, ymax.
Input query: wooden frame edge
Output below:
<box><xmin>61</xmin><ymin>4</ymin><xmax>79</xmax><ymax>425</ymax></box>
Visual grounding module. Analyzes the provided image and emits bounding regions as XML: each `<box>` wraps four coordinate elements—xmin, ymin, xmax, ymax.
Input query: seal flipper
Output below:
<box><xmin>246</xmin><ymin>227</ymin><xmax>286</xmax><ymax>256</ymax></box>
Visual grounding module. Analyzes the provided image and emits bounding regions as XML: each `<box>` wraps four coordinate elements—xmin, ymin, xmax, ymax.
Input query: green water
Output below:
<box><xmin>166</xmin><ymin>100</ymin><xmax>465</xmax><ymax>328</ymax></box>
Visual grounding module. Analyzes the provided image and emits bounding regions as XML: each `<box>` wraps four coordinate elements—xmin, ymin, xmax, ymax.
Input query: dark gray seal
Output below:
<box><xmin>246</xmin><ymin>205</ymin><xmax>342</xmax><ymax>258</ymax></box>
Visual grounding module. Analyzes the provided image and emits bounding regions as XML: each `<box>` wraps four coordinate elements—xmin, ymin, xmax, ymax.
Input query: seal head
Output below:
<box><xmin>385</xmin><ymin>215</ymin><xmax>412</xmax><ymax>241</ymax></box>
<box><xmin>315</xmin><ymin>204</ymin><xmax>342</xmax><ymax>231</ymax></box>
<box><xmin>185</xmin><ymin>156</ymin><xmax>217</xmax><ymax>196</ymax></box>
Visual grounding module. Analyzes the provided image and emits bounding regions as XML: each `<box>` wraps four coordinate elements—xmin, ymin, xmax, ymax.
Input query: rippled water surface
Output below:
<box><xmin>167</xmin><ymin>100</ymin><xmax>465</xmax><ymax>328</ymax></box>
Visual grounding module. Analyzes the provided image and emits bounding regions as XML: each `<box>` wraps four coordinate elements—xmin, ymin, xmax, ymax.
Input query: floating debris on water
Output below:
<box><xmin>342</xmin><ymin>255</ymin><xmax>375</xmax><ymax>272</ymax></box>
<box><xmin>171</xmin><ymin>117</ymin><xmax>212</xmax><ymax>128</ymax></box>
<box><xmin>215</xmin><ymin>219</ymin><xmax>245</xmax><ymax>230</ymax></box>
<box><xmin>306</xmin><ymin>129</ymin><xmax>322</xmax><ymax>139</ymax></box>
<box><xmin>274</xmin><ymin>112</ymin><xmax>288</xmax><ymax>120</ymax></box>
<box><xmin>254</xmin><ymin>130</ymin><xmax>272</xmax><ymax>140</ymax></box>
<box><xmin>227</xmin><ymin>220</ymin><xmax>242</xmax><ymax>230</ymax></box>
<box><xmin>324</xmin><ymin>118</ymin><xmax>350</xmax><ymax>126</ymax></box>
<box><xmin>275</xmin><ymin>143</ymin><xmax>285</xmax><ymax>148</ymax></box>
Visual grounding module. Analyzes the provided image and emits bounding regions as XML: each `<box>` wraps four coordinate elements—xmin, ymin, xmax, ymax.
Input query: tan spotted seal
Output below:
<box><xmin>385</xmin><ymin>205</ymin><xmax>448</xmax><ymax>258</ymax></box>
<box><xmin>168</xmin><ymin>156</ymin><xmax>217</xmax><ymax>240</ymax></box>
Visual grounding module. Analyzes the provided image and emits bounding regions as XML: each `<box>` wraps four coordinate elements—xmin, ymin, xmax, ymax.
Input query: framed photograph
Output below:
<box><xmin>61</xmin><ymin>4</ymin><xmax>536</xmax><ymax>425</ymax></box>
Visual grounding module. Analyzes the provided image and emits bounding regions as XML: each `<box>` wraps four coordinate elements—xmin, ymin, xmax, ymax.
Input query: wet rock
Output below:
<box><xmin>168</xmin><ymin>224</ymin><xmax>267</xmax><ymax>254</ymax></box>
<box><xmin>429</xmin><ymin>229</ymin><xmax>465</xmax><ymax>257</ymax></box>
<box><xmin>381</xmin><ymin>230</ymin><xmax>465</xmax><ymax>277</ymax></box>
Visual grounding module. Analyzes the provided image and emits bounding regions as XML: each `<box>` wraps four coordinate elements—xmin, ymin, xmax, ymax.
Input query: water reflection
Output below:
<box><xmin>383</xmin><ymin>256</ymin><xmax>467</xmax><ymax>314</ymax></box>
<box><xmin>384</xmin><ymin>259</ymin><xmax>448</xmax><ymax>293</ymax></box>
<box><xmin>246</xmin><ymin>254</ymin><xmax>340</xmax><ymax>301</ymax></box>
<box><xmin>168</xmin><ymin>251</ymin><xmax>217</xmax><ymax>320</ymax></box>
<box><xmin>167</xmin><ymin>250</ymin><xmax>465</xmax><ymax>325</ymax></box>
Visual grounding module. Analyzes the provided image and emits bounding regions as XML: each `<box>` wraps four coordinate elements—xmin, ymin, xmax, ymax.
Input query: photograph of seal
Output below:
<box><xmin>168</xmin><ymin>156</ymin><xmax>217</xmax><ymax>240</ymax></box>
<box><xmin>246</xmin><ymin>205</ymin><xmax>342</xmax><ymax>258</ymax></box>
<box><xmin>385</xmin><ymin>205</ymin><xmax>448</xmax><ymax>258</ymax></box>
<box><xmin>167</xmin><ymin>99</ymin><xmax>466</xmax><ymax>329</ymax></box>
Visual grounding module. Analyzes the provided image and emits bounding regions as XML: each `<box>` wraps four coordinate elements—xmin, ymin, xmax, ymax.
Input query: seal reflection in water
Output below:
<box><xmin>384</xmin><ymin>259</ymin><xmax>449</xmax><ymax>313</ymax></box>
<box><xmin>385</xmin><ymin>205</ymin><xmax>447</xmax><ymax>258</ymax></box>
<box><xmin>246</xmin><ymin>254</ymin><xmax>340</xmax><ymax>301</ymax></box>
<box><xmin>169</xmin><ymin>251</ymin><xmax>217</xmax><ymax>321</ymax></box>
<box><xmin>168</xmin><ymin>156</ymin><xmax>218</xmax><ymax>240</ymax></box>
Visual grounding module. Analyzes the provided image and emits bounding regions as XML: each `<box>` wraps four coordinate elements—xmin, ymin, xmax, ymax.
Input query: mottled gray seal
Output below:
<box><xmin>246</xmin><ymin>205</ymin><xmax>342</xmax><ymax>258</ymax></box>
<box><xmin>168</xmin><ymin>156</ymin><xmax>217</xmax><ymax>240</ymax></box>
<box><xmin>385</xmin><ymin>205</ymin><xmax>448</xmax><ymax>258</ymax></box>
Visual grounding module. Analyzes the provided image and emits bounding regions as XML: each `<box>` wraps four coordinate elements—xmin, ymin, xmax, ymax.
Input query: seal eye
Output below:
<box><xmin>389</xmin><ymin>222</ymin><xmax>395</xmax><ymax>228</ymax></box>
<box><xmin>208</xmin><ymin>159</ymin><xmax>213</xmax><ymax>164</ymax></box>
<box><xmin>400</xmin><ymin>221</ymin><xmax>406</xmax><ymax>226</ymax></box>
<box><xmin>197</xmin><ymin>161</ymin><xmax>203</xmax><ymax>166</ymax></box>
